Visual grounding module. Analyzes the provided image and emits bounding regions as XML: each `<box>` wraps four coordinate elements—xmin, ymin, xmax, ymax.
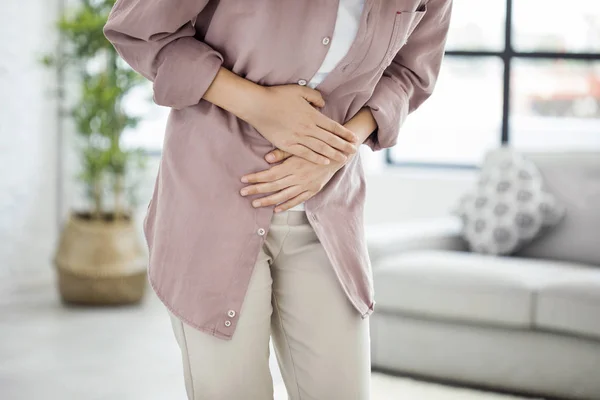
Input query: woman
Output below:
<box><xmin>104</xmin><ymin>0</ymin><xmax>451</xmax><ymax>398</ymax></box>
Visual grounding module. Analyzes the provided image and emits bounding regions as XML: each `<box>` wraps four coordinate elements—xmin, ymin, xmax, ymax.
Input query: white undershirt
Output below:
<box><xmin>290</xmin><ymin>0</ymin><xmax>365</xmax><ymax>211</ymax></box>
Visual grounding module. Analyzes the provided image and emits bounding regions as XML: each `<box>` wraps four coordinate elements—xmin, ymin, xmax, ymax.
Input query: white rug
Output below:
<box><xmin>270</xmin><ymin>371</ymin><xmax>532</xmax><ymax>400</ymax></box>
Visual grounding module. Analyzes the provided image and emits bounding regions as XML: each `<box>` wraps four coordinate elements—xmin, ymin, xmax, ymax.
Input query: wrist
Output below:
<box><xmin>336</xmin><ymin>107</ymin><xmax>376</xmax><ymax>164</ymax></box>
<box><xmin>344</xmin><ymin>107</ymin><xmax>377</xmax><ymax>145</ymax></box>
<box><xmin>236</xmin><ymin>84</ymin><xmax>270</xmax><ymax>124</ymax></box>
<box><xmin>203</xmin><ymin>67</ymin><xmax>269</xmax><ymax>124</ymax></box>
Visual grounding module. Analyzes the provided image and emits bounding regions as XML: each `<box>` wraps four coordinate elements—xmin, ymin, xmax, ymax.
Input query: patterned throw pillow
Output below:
<box><xmin>454</xmin><ymin>149</ymin><xmax>566</xmax><ymax>255</ymax></box>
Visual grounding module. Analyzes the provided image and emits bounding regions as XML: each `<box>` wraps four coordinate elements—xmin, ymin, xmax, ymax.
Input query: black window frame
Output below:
<box><xmin>386</xmin><ymin>0</ymin><xmax>600</xmax><ymax>168</ymax></box>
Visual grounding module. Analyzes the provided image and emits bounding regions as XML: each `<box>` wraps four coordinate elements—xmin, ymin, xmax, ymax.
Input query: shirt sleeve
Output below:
<box><xmin>103</xmin><ymin>0</ymin><xmax>224</xmax><ymax>110</ymax></box>
<box><xmin>364</xmin><ymin>0</ymin><xmax>453</xmax><ymax>151</ymax></box>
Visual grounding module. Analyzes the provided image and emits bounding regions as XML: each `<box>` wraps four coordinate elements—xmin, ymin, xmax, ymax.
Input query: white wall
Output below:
<box><xmin>364</xmin><ymin>168</ymin><xmax>475</xmax><ymax>225</ymax></box>
<box><xmin>0</xmin><ymin>0</ymin><xmax>61</xmax><ymax>280</ymax></box>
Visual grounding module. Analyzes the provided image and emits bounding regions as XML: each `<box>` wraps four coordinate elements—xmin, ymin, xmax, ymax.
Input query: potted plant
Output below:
<box><xmin>44</xmin><ymin>0</ymin><xmax>148</xmax><ymax>305</ymax></box>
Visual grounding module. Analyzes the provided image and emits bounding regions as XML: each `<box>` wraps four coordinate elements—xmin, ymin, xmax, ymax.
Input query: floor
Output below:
<box><xmin>0</xmin><ymin>278</ymin><xmax>533</xmax><ymax>400</ymax></box>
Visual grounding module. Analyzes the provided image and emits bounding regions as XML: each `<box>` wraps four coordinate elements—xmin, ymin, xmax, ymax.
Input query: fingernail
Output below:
<box><xmin>241</xmin><ymin>177</ymin><xmax>248</xmax><ymax>183</ymax></box>
<box><xmin>324</xmin><ymin>159</ymin><xmax>330</xmax><ymax>165</ymax></box>
<box><xmin>252</xmin><ymin>200</ymin><xmax>261</xmax><ymax>207</ymax></box>
<box><xmin>266</xmin><ymin>154</ymin><xmax>275</xmax><ymax>162</ymax></box>
<box><xmin>240</xmin><ymin>189</ymin><xmax>248</xmax><ymax>196</ymax></box>
<box><xmin>274</xmin><ymin>208</ymin><xmax>281</xmax><ymax>213</ymax></box>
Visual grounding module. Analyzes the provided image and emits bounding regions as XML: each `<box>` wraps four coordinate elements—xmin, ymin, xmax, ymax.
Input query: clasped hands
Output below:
<box><xmin>239</xmin><ymin>84</ymin><xmax>363</xmax><ymax>213</ymax></box>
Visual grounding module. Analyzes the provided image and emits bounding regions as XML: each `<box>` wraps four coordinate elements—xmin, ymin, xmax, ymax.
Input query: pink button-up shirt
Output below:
<box><xmin>104</xmin><ymin>0</ymin><xmax>452</xmax><ymax>340</ymax></box>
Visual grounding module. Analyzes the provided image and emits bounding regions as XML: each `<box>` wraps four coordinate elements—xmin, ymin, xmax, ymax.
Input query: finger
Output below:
<box><xmin>252</xmin><ymin>186</ymin><xmax>303</xmax><ymax>208</ymax></box>
<box><xmin>300</xmin><ymin>87</ymin><xmax>325</xmax><ymax>108</ymax></box>
<box><xmin>315</xmin><ymin>114</ymin><xmax>359</xmax><ymax>144</ymax></box>
<box><xmin>299</xmin><ymin>136</ymin><xmax>347</xmax><ymax>164</ymax></box>
<box><xmin>274</xmin><ymin>191</ymin><xmax>313</xmax><ymax>213</ymax></box>
<box><xmin>287</xmin><ymin>144</ymin><xmax>330</xmax><ymax>165</ymax></box>
<box><xmin>241</xmin><ymin>165</ymin><xmax>287</xmax><ymax>184</ymax></box>
<box><xmin>265</xmin><ymin>149</ymin><xmax>291</xmax><ymax>164</ymax></box>
<box><xmin>310</xmin><ymin>126</ymin><xmax>357</xmax><ymax>156</ymax></box>
<box><xmin>240</xmin><ymin>175</ymin><xmax>295</xmax><ymax>196</ymax></box>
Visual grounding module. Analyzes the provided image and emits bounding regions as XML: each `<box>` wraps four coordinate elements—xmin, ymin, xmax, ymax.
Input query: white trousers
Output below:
<box><xmin>167</xmin><ymin>210</ymin><xmax>371</xmax><ymax>400</ymax></box>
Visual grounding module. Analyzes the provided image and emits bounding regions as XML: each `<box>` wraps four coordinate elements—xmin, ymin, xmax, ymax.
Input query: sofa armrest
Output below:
<box><xmin>366</xmin><ymin>216</ymin><xmax>467</xmax><ymax>266</ymax></box>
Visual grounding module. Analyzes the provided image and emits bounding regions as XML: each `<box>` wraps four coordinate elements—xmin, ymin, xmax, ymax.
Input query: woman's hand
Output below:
<box><xmin>204</xmin><ymin>68</ymin><xmax>359</xmax><ymax>165</ymax></box>
<box><xmin>240</xmin><ymin>155</ymin><xmax>343</xmax><ymax>212</ymax></box>
<box><xmin>204</xmin><ymin>68</ymin><xmax>358</xmax><ymax>165</ymax></box>
<box><xmin>205</xmin><ymin>68</ymin><xmax>359</xmax><ymax>165</ymax></box>
<box><xmin>261</xmin><ymin>106</ymin><xmax>378</xmax><ymax>164</ymax></box>
<box><xmin>243</xmin><ymin>84</ymin><xmax>359</xmax><ymax>165</ymax></box>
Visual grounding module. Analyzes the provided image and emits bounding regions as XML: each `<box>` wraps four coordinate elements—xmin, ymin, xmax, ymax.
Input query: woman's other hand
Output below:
<box><xmin>239</xmin><ymin>155</ymin><xmax>343</xmax><ymax>212</ymax></box>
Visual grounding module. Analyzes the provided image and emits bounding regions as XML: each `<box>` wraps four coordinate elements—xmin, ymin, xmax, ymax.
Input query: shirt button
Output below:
<box><xmin>298</xmin><ymin>79</ymin><xmax>307</xmax><ymax>86</ymax></box>
<box><xmin>224</xmin><ymin>320</ymin><xmax>231</xmax><ymax>327</ymax></box>
<box><xmin>322</xmin><ymin>36</ymin><xmax>331</xmax><ymax>46</ymax></box>
<box><xmin>227</xmin><ymin>310</ymin><xmax>236</xmax><ymax>318</ymax></box>
<box><xmin>257</xmin><ymin>228</ymin><xmax>266</xmax><ymax>236</ymax></box>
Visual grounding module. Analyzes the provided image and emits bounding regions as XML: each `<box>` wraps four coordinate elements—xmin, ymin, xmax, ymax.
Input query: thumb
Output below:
<box><xmin>265</xmin><ymin>149</ymin><xmax>291</xmax><ymax>163</ymax></box>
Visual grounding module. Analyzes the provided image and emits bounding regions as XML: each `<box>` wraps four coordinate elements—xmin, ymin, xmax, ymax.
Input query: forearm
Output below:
<box><xmin>345</xmin><ymin>107</ymin><xmax>378</xmax><ymax>147</ymax></box>
<box><xmin>203</xmin><ymin>67</ymin><xmax>267</xmax><ymax>122</ymax></box>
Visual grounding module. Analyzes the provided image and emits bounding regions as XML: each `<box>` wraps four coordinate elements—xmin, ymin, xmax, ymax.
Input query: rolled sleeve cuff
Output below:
<box><xmin>364</xmin><ymin>77</ymin><xmax>409</xmax><ymax>152</ymax></box>
<box><xmin>153</xmin><ymin>39</ymin><xmax>224</xmax><ymax>109</ymax></box>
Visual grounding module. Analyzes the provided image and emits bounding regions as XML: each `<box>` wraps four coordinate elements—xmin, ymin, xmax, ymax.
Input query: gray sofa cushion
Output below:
<box><xmin>536</xmin><ymin>272</ymin><xmax>600</xmax><ymax>340</ymax></box>
<box><xmin>374</xmin><ymin>250</ymin><xmax>598</xmax><ymax>331</ymax></box>
<box><xmin>516</xmin><ymin>152</ymin><xmax>600</xmax><ymax>266</ymax></box>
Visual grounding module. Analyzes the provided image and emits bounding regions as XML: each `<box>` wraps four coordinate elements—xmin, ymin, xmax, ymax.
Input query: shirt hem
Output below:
<box><xmin>148</xmin><ymin>272</ymin><xmax>233</xmax><ymax>341</ymax></box>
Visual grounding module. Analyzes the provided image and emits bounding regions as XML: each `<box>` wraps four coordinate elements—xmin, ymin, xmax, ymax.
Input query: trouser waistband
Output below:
<box><xmin>270</xmin><ymin>210</ymin><xmax>310</xmax><ymax>226</ymax></box>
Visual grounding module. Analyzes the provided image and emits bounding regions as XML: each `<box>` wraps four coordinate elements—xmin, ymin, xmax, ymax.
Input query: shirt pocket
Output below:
<box><xmin>378</xmin><ymin>7</ymin><xmax>427</xmax><ymax>70</ymax></box>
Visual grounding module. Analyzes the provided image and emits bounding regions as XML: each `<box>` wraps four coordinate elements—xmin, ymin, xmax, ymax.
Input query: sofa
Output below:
<box><xmin>366</xmin><ymin>152</ymin><xmax>600</xmax><ymax>400</ymax></box>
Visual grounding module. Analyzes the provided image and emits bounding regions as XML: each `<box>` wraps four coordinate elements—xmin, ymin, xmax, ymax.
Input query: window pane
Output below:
<box><xmin>121</xmin><ymin>82</ymin><xmax>169</xmax><ymax>152</ymax></box>
<box><xmin>511</xmin><ymin>59</ymin><xmax>600</xmax><ymax>150</ymax></box>
<box><xmin>445</xmin><ymin>0</ymin><xmax>505</xmax><ymax>51</ymax></box>
<box><xmin>513</xmin><ymin>0</ymin><xmax>600</xmax><ymax>53</ymax></box>
<box><xmin>390</xmin><ymin>57</ymin><xmax>503</xmax><ymax>165</ymax></box>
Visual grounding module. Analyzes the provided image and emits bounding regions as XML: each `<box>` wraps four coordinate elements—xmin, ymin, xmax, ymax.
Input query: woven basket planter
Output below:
<box><xmin>54</xmin><ymin>213</ymin><xmax>147</xmax><ymax>305</ymax></box>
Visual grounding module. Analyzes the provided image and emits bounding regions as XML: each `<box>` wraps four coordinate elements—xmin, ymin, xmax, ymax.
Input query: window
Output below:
<box><xmin>389</xmin><ymin>0</ymin><xmax>600</xmax><ymax>167</ymax></box>
<box><xmin>121</xmin><ymin>83</ymin><xmax>169</xmax><ymax>154</ymax></box>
